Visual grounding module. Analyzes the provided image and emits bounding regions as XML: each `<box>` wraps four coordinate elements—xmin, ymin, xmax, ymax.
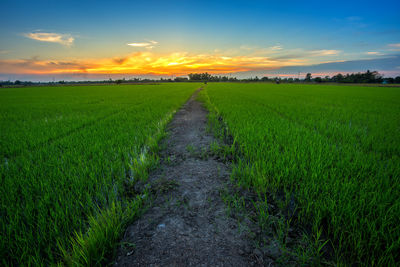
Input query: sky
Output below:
<box><xmin>1</xmin><ymin>0</ymin><xmax>400</xmax><ymax>81</ymax></box>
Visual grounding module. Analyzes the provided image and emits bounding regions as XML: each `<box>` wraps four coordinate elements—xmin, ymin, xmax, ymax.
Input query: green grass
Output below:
<box><xmin>203</xmin><ymin>83</ymin><xmax>400</xmax><ymax>265</ymax></box>
<box><xmin>0</xmin><ymin>83</ymin><xmax>199</xmax><ymax>265</ymax></box>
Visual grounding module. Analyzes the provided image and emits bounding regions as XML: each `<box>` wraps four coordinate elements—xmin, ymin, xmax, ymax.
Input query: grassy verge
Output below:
<box><xmin>60</xmin><ymin>110</ymin><xmax>175</xmax><ymax>266</ymax></box>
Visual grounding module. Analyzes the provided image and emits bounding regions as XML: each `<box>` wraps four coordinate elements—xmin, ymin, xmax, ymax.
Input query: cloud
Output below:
<box><xmin>309</xmin><ymin>50</ymin><xmax>341</xmax><ymax>56</ymax></box>
<box><xmin>250</xmin><ymin>46</ymin><xmax>341</xmax><ymax>59</ymax></box>
<box><xmin>366</xmin><ymin>51</ymin><xmax>384</xmax><ymax>55</ymax></box>
<box><xmin>239</xmin><ymin>45</ymin><xmax>256</xmax><ymax>51</ymax></box>
<box><xmin>344</xmin><ymin>16</ymin><xmax>367</xmax><ymax>28</ymax></box>
<box><xmin>0</xmin><ymin>57</ymin><xmax>94</xmax><ymax>74</ymax></box>
<box><xmin>388</xmin><ymin>43</ymin><xmax>400</xmax><ymax>51</ymax></box>
<box><xmin>113</xmin><ymin>57</ymin><xmax>129</xmax><ymax>65</ymax></box>
<box><xmin>127</xmin><ymin>40</ymin><xmax>158</xmax><ymax>49</ymax></box>
<box><xmin>0</xmin><ymin>50</ymin><xmax>338</xmax><ymax>76</ymax></box>
<box><xmin>3</xmin><ymin>48</ymin><xmax>397</xmax><ymax>78</ymax></box>
<box><xmin>0</xmin><ymin>51</ymin><xmax>301</xmax><ymax>76</ymax></box>
<box><xmin>24</xmin><ymin>32</ymin><xmax>74</xmax><ymax>46</ymax></box>
<box><xmin>269</xmin><ymin>45</ymin><xmax>283</xmax><ymax>50</ymax></box>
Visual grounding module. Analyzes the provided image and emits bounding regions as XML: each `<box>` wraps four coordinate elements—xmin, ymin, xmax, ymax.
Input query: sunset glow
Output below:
<box><xmin>0</xmin><ymin>51</ymin><xmax>312</xmax><ymax>76</ymax></box>
<box><xmin>1</xmin><ymin>0</ymin><xmax>399</xmax><ymax>81</ymax></box>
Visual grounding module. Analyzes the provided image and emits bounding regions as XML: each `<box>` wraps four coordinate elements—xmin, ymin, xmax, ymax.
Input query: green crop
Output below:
<box><xmin>203</xmin><ymin>83</ymin><xmax>400</xmax><ymax>265</ymax></box>
<box><xmin>0</xmin><ymin>83</ymin><xmax>198</xmax><ymax>265</ymax></box>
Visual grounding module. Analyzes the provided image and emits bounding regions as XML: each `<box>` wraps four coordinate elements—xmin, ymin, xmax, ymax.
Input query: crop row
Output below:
<box><xmin>204</xmin><ymin>83</ymin><xmax>400</xmax><ymax>265</ymax></box>
<box><xmin>0</xmin><ymin>84</ymin><xmax>198</xmax><ymax>265</ymax></box>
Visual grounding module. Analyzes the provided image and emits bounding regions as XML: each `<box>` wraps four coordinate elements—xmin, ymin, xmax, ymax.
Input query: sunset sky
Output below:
<box><xmin>1</xmin><ymin>0</ymin><xmax>400</xmax><ymax>81</ymax></box>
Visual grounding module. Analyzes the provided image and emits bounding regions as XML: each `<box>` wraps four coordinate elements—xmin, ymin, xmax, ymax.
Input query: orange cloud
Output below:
<box><xmin>0</xmin><ymin>51</ymin><xmax>317</xmax><ymax>76</ymax></box>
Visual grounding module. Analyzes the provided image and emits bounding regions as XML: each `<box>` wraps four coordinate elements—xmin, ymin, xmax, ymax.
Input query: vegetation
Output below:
<box><xmin>0</xmin><ymin>83</ymin><xmax>198</xmax><ymax>265</ymax></box>
<box><xmin>2</xmin><ymin>81</ymin><xmax>399</xmax><ymax>265</ymax></box>
<box><xmin>203</xmin><ymin>83</ymin><xmax>400</xmax><ymax>265</ymax></box>
<box><xmin>308</xmin><ymin>70</ymin><xmax>392</xmax><ymax>83</ymax></box>
<box><xmin>3</xmin><ymin>70</ymin><xmax>398</xmax><ymax>87</ymax></box>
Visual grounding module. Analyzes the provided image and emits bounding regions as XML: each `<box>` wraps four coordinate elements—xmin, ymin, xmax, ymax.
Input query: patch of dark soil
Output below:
<box><xmin>114</xmin><ymin>90</ymin><xmax>268</xmax><ymax>266</ymax></box>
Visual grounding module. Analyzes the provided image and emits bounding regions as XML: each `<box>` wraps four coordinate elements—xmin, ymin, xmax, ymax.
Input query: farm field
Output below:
<box><xmin>0</xmin><ymin>83</ymin><xmax>198</xmax><ymax>265</ymax></box>
<box><xmin>1</xmin><ymin>82</ymin><xmax>399</xmax><ymax>266</ymax></box>
<box><xmin>203</xmin><ymin>83</ymin><xmax>400</xmax><ymax>265</ymax></box>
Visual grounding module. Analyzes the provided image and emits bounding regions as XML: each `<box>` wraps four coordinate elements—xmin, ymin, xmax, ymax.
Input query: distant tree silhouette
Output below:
<box><xmin>314</xmin><ymin>77</ymin><xmax>322</xmax><ymax>83</ymax></box>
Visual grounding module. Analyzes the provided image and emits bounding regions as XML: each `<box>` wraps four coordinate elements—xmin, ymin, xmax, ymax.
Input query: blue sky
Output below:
<box><xmin>1</xmin><ymin>0</ymin><xmax>399</xmax><ymax>80</ymax></box>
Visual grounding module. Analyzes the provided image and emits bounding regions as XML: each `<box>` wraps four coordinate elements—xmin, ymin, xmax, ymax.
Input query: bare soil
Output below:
<box><xmin>114</xmin><ymin>90</ymin><xmax>268</xmax><ymax>266</ymax></box>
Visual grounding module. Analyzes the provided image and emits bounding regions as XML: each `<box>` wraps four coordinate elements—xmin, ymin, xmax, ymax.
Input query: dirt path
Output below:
<box><xmin>114</xmin><ymin>90</ymin><xmax>261</xmax><ymax>266</ymax></box>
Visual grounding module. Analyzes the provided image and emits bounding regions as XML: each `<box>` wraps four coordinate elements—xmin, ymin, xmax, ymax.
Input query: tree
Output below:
<box><xmin>174</xmin><ymin>77</ymin><xmax>188</xmax><ymax>82</ymax></box>
<box><xmin>332</xmin><ymin>73</ymin><xmax>343</xmax><ymax>82</ymax></box>
<box><xmin>188</xmin><ymin>72</ymin><xmax>212</xmax><ymax>81</ymax></box>
<box><xmin>385</xmin><ymin>77</ymin><xmax>394</xmax><ymax>84</ymax></box>
<box><xmin>305</xmin><ymin>73</ymin><xmax>312</xmax><ymax>82</ymax></box>
<box><xmin>314</xmin><ymin>77</ymin><xmax>322</xmax><ymax>83</ymax></box>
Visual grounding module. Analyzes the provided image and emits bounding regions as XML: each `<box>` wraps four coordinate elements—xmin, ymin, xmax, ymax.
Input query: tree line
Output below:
<box><xmin>1</xmin><ymin>70</ymin><xmax>400</xmax><ymax>87</ymax></box>
<box><xmin>304</xmin><ymin>70</ymin><xmax>400</xmax><ymax>84</ymax></box>
<box><xmin>187</xmin><ymin>71</ymin><xmax>400</xmax><ymax>84</ymax></box>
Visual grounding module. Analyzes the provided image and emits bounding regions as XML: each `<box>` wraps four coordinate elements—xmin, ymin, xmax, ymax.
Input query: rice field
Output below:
<box><xmin>1</xmin><ymin>82</ymin><xmax>399</xmax><ymax>265</ymax></box>
<box><xmin>0</xmin><ymin>83</ymin><xmax>198</xmax><ymax>265</ymax></box>
<box><xmin>203</xmin><ymin>83</ymin><xmax>400</xmax><ymax>265</ymax></box>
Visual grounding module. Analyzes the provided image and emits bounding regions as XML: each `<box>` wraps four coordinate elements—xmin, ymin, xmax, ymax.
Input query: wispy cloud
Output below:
<box><xmin>366</xmin><ymin>51</ymin><xmax>384</xmax><ymax>55</ymax></box>
<box><xmin>248</xmin><ymin>46</ymin><xmax>340</xmax><ymax>58</ymax></box>
<box><xmin>24</xmin><ymin>32</ymin><xmax>74</xmax><ymax>46</ymax></box>
<box><xmin>0</xmin><ymin>50</ymin><xmax>10</xmax><ymax>54</ymax></box>
<box><xmin>0</xmin><ymin>57</ymin><xmax>94</xmax><ymax>74</ymax></box>
<box><xmin>0</xmin><ymin>51</ymin><xmax>303</xmax><ymax>76</ymax></box>
<box><xmin>309</xmin><ymin>50</ymin><xmax>341</xmax><ymax>56</ymax></box>
<box><xmin>345</xmin><ymin>16</ymin><xmax>367</xmax><ymax>28</ymax></box>
<box><xmin>0</xmin><ymin>48</ymin><xmax>343</xmax><ymax>76</ymax></box>
<box><xmin>388</xmin><ymin>43</ymin><xmax>400</xmax><ymax>51</ymax></box>
<box><xmin>127</xmin><ymin>40</ymin><xmax>158</xmax><ymax>49</ymax></box>
<box><xmin>239</xmin><ymin>45</ymin><xmax>256</xmax><ymax>51</ymax></box>
<box><xmin>4</xmin><ymin>46</ymin><xmax>394</xmax><ymax>77</ymax></box>
<box><xmin>269</xmin><ymin>45</ymin><xmax>283</xmax><ymax>51</ymax></box>
<box><xmin>2</xmin><ymin>53</ymin><xmax>400</xmax><ymax>78</ymax></box>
